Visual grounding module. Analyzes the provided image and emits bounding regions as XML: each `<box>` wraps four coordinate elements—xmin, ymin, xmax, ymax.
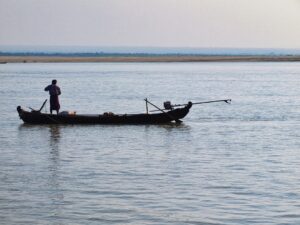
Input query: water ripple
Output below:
<box><xmin>1</xmin><ymin>62</ymin><xmax>300</xmax><ymax>224</ymax></box>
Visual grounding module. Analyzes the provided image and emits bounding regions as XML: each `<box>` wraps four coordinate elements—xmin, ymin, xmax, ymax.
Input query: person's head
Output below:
<box><xmin>52</xmin><ymin>79</ymin><xmax>57</xmax><ymax>85</ymax></box>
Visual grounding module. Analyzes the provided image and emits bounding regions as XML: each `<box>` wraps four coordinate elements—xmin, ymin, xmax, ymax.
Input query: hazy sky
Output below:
<box><xmin>0</xmin><ymin>0</ymin><xmax>300</xmax><ymax>48</ymax></box>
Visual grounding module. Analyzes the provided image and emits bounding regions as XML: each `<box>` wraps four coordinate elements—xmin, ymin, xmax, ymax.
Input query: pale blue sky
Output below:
<box><xmin>0</xmin><ymin>0</ymin><xmax>300</xmax><ymax>48</ymax></box>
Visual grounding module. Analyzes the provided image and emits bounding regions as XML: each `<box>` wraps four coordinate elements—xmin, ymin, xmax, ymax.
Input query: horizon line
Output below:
<box><xmin>1</xmin><ymin>45</ymin><xmax>300</xmax><ymax>56</ymax></box>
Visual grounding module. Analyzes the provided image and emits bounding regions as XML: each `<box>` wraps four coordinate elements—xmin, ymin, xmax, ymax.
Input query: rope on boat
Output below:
<box><xmin>144</xmin><ymin>99</ymin><xmax>182</xmax><ymax>123</ymax></box>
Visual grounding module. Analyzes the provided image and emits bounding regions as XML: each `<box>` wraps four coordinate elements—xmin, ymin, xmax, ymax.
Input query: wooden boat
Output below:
<box><xmin>16</xmin><ymin>102</ymin><xmax>193</xmax><ymax>125</ymax></box>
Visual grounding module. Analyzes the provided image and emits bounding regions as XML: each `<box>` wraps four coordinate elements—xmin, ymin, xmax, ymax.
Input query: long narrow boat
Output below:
<box><xmin>17</xmin><ymin>102</ymin><xmax>192</xmax><ymax>125</ymax></box>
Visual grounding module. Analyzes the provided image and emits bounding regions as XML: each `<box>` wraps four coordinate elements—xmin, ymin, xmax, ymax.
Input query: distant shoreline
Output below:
<box><xmin>1</xmin><ymin>55</ymin><xmax>300</xmax><ymax>63</ymax></box>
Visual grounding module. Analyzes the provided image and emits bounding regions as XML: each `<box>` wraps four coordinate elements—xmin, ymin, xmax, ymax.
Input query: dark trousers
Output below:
<box><xmin>50</xmin><ymin>95</ymin><xmax>60</xmax><ymax>112</ymax></box>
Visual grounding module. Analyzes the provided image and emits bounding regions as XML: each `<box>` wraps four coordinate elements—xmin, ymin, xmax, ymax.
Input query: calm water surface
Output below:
<box><xmin>0</xmin><ymin>62</ymin><xmax>300</xmax><ymax>224</ymax></box>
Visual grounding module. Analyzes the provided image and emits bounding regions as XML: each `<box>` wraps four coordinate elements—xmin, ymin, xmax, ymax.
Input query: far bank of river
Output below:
<box><xmin>1</xmin><ymin>55</ymin><xmax>300</xmax><ymax>63</ymax></box>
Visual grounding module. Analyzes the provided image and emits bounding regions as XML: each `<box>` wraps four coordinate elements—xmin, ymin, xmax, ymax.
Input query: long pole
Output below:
<box><xmin>172</xmin><ymin>99</ymin><xmax>231</xmax><ymax>108</ymax></box>
<box><xmin>149</xmin><ymin>99</ymin><xmax>231</xmax><ymax>112</ymax></box>
<box><xmin>193</xmin><ymin>99</ymin><xmax>231</xmax><ymax>105</ymax></box>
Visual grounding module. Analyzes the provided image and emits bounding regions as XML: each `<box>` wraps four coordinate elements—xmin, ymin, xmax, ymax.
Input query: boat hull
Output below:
<box><xmin>17</xmin><ymin>103</ymin><xmax>192</xmax><ymax>125</ymax></box>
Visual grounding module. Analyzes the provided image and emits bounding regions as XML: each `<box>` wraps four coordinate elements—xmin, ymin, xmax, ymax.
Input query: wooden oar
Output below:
<box><xmin>29</xmin><ymin>99</ymin><xmax>47</xmax><ymax>112</ymax></box>
<box><xmin>144</xmin><ymin>99</ymin><xmax>182</xmax><ymax>123</ymax></box>
<box><xmin>38</xmin><ymin>99</ymin><xmax>48</xmax><ymax>112</ymax></box>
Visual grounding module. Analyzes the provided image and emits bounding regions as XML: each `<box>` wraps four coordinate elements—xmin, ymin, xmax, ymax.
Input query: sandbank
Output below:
<box><xmin>1</xmin><ymin>55</ymin><xmax>300</xmax><ymax>63</ymax></box>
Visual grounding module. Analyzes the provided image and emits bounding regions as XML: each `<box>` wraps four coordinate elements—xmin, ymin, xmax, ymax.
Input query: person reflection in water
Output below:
<box><xmin>44</xmin><ymin>79</ymin><xmax>61</xmax><ymax>114</ymax></box>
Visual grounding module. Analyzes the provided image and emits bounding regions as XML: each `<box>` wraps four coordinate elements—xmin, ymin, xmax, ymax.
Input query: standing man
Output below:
<box><xmin>45</xmin><ymin>79</ymin><xmax>61</xmax><ymax>114</ymax></box>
